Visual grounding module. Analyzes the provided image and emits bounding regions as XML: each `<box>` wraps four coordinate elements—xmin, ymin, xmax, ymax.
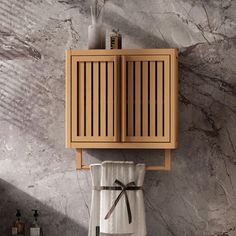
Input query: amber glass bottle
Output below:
<box><xmin>12</xmin><ymin>210</ymin><xmax>25</xmax><ymax>236</ymax></box>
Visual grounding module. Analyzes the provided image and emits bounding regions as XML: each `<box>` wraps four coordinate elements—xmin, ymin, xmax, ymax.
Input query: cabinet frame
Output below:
<box><xmin>66</xmin><ymin>49</ymin><xmax>178</xmax><ymax>149</ymax></box>
<box><xmin>66</xmin><ymin>49</ymin><xmax>178</xmax><ymax>171</ymax></box>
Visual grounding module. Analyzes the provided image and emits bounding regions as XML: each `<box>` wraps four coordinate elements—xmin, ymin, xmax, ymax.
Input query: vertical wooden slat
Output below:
<box><xmin>142</xmin><ymin>61</ymin><xmax>148</xmax><ymax>136</ymax></box>
<box><xmin>93</xmin><ymin>62</ymin><xmax>99</xmax><ymax>137</ymax></box>
<box><xmin>107</xmin><ymin>62</ymin><xmax>114</xmax><ymax>137</ymax></box>
<box><xmin>164</xmin><ymin>58</ymin><xmax>170</xmax><ymax>139</ymax></box>
<box><xmin>72</xmin><ymin>59</ymin><xmax>78</xmax><ymax>139</ymax></box>
<box><xmin>100</xmin><ymin>62</ymin><xmax>106</xmax><ymax>137</ymax></box>
<box><xmin>128</xmin><ymin>62</ymin><xmax>134</xmax><ymax>136</ymax></box>
<box><xmin>114</xmin><ymin>56</ymin><xmax>119</xmax><ymax>141</ymax></box>
<box><xmin>157</xmin><ymin>62</ymin><xmax>163</xmax><ymax>137</ymax></box>
<box><xmin>135</xmin><ymin>61</ymin><xmax>141</xmax><ymax>136</ymax></box>
<box><xmin>150</xmin><ymin>61</ymin><xmax>156</xmax><ymax>136</ymax></box>
<box><xmin>86</xmin><ymin>62</ymin><xmax>92</xmax><ymax>136</ymax></box>
<box><xmin>79</xmin><ymin>62</ymin><xmax>85</xmax><ymax>136</ymax></box>
<box><xmin>121</xmin><ymin>56</ymin><xmax>126</xmax><ymax>141</ymax></box>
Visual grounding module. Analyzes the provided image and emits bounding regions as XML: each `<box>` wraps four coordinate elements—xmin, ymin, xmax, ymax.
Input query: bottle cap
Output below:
<box><xmin>112</xmin><ymin>28</ymin><xmax>120</xmax><ymax>35</ymax></box>
<box><xmin>16</xmin><ymin>209</ymin><xmax>21</xmax><ymax>219</ymax></box>
<box><xmin>32</xmin><ymin>209</ymin><xmax>39</xmax><ymax>220</ymax></box>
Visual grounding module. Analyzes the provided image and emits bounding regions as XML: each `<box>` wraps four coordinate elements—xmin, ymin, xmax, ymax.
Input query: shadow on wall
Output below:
<box><xmin>0</xmin><ymin>179</ymin><xmax>87</xmax><ymax>236</ymax></box>
<box><xmin>104</xmin><ymin>7</ymin><xmax>169</xmax><ymax>48</ymax></box>
<box><xmin>0</xmin><ymin>0</ymin><xmax>65</xmax><ymax>150</ymax></box>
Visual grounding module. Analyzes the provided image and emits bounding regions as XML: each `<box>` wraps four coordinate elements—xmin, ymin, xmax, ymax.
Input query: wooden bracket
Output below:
<box><xmin>75</xmin><ymin>149</ymin><xmax>171</xmax><ymax>171</ymax></box>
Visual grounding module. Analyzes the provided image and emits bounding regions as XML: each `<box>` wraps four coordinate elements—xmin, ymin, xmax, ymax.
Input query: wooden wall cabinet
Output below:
<box><xmin>66</xmin><ymin>49</ymin><xmax>178</xmax><ymax>170</ymax></box>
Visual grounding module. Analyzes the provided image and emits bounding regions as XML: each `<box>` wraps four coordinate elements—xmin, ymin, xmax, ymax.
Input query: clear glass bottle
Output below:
<box><xmin>30</xmin><ymin>210</ymin><xmax>42</xmax><ymax>236</ymax></box>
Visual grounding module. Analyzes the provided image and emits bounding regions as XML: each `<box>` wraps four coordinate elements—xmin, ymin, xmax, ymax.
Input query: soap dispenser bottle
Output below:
<box><xmin>30</xmin><ymin>210</ymin><xmax>42</xmax><ymax>236</ymax></box>
<box><xmin>12</xmin><ymin>209</ymin><xmax>25</xmax><ymax>236</ymax></box>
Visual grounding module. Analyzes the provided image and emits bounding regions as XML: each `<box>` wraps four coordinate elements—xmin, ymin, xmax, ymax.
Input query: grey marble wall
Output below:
<box><xmin>0</xmin><ymin>0</ymin><xmax>236</xmax><ymax>235</ymax></box>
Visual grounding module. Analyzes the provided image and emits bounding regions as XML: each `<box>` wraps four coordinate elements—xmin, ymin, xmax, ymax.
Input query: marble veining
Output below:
<box><xmin>0</xmin><ymin>0</ymin><xmax>236</xmax><ymax>235</ymax></box>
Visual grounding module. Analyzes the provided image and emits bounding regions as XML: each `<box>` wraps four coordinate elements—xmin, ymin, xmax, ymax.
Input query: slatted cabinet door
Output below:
<box><xmin>121</xmin><ymin>55</ymin><xmax>170</xmax><ymax>143</ymax></box>
<box><xmin>71</xmin><ymin>55</ymin><xmax>119</xmax><ymax>142</ymax></box>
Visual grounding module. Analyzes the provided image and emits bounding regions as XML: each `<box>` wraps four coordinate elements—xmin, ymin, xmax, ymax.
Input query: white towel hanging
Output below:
<box><xmin>88</xmin><ymin>161</ymin><xmax>147</xmax><ymax>236</ymax></box>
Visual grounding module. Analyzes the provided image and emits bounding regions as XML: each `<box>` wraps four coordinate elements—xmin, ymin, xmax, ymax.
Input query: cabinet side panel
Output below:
<box><xmin>171</xmin><ymin>51</ymin><xmax>178</xmax><ymax>147</ymax></box>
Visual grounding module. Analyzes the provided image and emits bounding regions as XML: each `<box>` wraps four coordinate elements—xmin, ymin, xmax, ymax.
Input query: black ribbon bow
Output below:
<box><xmin>104</xmin><ymin>179</ymin><xmax>138</xmax><ymax>224</ymax></box>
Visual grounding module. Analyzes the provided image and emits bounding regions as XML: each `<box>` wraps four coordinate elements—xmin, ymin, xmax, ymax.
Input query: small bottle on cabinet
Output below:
<box><xmin>11</xmin><ymin>209</ymin><xmax>25</xmax><ymax>236</ymax></box>
<box><xmin>110</xmin><ymin>29</ymin><xmax>122</xmax><ymax>49</ymax></box>
<box><xmin>30</xmin><ymin>210</ymin><xmax>42</xmax><ymax>236</ymax></box>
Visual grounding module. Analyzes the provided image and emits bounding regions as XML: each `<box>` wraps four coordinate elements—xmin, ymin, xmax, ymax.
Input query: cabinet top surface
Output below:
<box><xmin>66</xmin><ymin>48</ymin><xmax>178</xmax><ymax>56</ymax></box>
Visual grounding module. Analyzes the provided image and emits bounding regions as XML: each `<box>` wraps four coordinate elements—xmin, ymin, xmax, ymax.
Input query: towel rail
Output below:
<box><xmin>75</xmin><ymin>148</ymin><xmax>171</xmax><ymax>171</ymax></box>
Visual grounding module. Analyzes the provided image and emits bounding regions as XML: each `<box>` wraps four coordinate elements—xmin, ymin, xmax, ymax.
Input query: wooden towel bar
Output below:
<box><xmin>75</xmin><ymin>149</ymin><xmax>171</xmax><ymax>171</ymax></box>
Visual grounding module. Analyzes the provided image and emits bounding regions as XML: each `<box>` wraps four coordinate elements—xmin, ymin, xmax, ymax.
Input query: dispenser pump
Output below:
<box><xmin>16</xmin><ymin>209</ymin><xmax>21</xmax><ymax>220</ymax></box>
<box><xmin>12</xmin><ymin>209</ymin><xmax>25</xmax><ymax>236</ymax></box>
<box><xmin>30</xmin><ymin>209</ymin><xmax>42</xmax><ymax>236</ymax></box>
<box><xmin>32</xmin><ymin>210</ymin><xmax>39</xmax><ymax>221</ymax></box>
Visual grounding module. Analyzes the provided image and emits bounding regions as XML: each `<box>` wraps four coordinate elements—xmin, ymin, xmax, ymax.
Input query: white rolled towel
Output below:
<box><xmin>89</xmin><ymin>161</ymin><xmax>146</xmax><ymax>236</ymax></box>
